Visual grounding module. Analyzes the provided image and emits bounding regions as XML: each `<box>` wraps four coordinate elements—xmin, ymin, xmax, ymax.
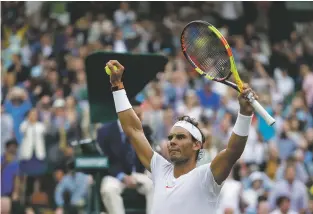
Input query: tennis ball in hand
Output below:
<box><xmin>105</xmin><ymin>65</ymin><xmax>117</xmax><ymax>75</ymax></box>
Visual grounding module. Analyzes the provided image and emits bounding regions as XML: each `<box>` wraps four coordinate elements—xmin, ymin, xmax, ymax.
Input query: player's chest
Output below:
<box><xmin>155</xmin><ymin>174</ymin><xmax>200</xmax><ymax>198</ymax></box>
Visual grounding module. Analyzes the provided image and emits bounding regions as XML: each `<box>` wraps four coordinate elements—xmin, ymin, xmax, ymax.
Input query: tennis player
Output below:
<box><xmin>107</xmin><ymin>60</ymin><xmax>258</xmax><ymax>214</ymax></box>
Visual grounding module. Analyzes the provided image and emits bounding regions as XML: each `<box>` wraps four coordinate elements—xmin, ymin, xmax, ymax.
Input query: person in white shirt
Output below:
<box><xmin>106</xmin><ymin>60</ymin><xmax>259</xmax><ymax>214</ymax></box>
<box><xmin>270</xmin><ymin>196</ymin><xmax>297</xmax><ymax>214</ymax></box>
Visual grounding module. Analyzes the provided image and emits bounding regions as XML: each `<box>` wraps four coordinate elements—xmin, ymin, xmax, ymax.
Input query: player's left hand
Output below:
<box><xmin>238</xmin><ymin>83</ymin><xmax>258</xmax><ymax>116</ymax></box>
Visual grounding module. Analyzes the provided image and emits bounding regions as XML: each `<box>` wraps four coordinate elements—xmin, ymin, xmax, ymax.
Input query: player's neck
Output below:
<box><xmin>173</xmin><ymin>159</ymin><xmax>197</xmax><ymax>178</ymax></box>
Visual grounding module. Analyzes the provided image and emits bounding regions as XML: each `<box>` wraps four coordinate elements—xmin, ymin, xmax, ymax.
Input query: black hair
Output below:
<box><xmin>276</xmin><ymin>196</ymin><xmax>290</xmax><ymax>207</ymax></box>
<box><xmin>177</xmin><ymin>115</ymin><xmax>205</xmax><ymax>161</ymax></box>
<box><xmin>5</xmin><ymin>139</ymin><xmax>18</xmax><ymax>148</ymax></box>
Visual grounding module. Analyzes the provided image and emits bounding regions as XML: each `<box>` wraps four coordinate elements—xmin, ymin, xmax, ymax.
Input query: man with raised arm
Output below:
<box><xmin>106</xmin><ymin>60</ymin><xmax>258</xmax><ymax>214</ymax></box>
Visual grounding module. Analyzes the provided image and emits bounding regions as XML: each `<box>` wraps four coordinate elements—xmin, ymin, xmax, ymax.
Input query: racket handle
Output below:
<box><xmin>250</xmin><ymin>99</ymin><xmax>276</xmax><ymax>126</ymax></box>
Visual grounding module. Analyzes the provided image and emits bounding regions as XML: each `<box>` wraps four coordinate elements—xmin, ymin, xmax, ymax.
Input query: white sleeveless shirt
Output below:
<box><xmin>150</xmin><ymin>152</ymin><xmax>223</xmax><ymax>214</ymax></box>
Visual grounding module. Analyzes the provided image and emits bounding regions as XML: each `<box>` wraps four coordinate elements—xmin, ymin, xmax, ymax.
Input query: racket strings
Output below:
<box><xmin>183</xmin><ymin>23</ymin><xmax>231</xmax><ymax>80</ymax></box>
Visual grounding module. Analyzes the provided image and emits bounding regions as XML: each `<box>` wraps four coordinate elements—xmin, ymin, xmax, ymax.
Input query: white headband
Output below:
<box><xmin>173</xmin><ymin>121</ymin><xmax>202</xmax><ymax>143</ymax></box>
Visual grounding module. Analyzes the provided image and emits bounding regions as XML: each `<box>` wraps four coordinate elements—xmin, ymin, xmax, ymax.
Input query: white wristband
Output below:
<box><xmin>233</xmin><ymin>113</ymin><xmax>253</xmax><ymax>136</ymax></box>
<box><xmin>112</xmin><ymin>89</ymin><xmax>132</xmax><ymax>113</ymax></box>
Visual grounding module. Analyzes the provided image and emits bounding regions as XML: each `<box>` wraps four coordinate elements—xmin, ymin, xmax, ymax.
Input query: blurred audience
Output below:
<box><xmin>1</xmin><ymin>1</ymin><xmax>313</xmax><ymax>213</ymax></box>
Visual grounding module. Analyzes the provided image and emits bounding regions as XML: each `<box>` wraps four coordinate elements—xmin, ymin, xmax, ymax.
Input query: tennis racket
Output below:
<box><xmin>181</xmin><ymin>20</ymin><xmax>275</xmax><ymax>126</ymax></box>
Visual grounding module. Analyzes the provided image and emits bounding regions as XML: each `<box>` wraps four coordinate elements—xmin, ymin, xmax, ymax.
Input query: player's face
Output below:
<box><xmin>167</xmin><ymin>126</ymin><xmax>200</xmax><ymax>164</ymax></box>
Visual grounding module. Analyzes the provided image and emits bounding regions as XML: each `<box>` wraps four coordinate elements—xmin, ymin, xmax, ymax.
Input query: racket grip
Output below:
<box><xmin>250</xmin><ymin>99</ymin><xmax>276</xmax><ymax>126</ymax></box>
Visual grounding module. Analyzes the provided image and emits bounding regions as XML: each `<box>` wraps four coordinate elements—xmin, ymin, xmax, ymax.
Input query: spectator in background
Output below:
<box><xmin>270</xmin><ymin>196</ymin><xmax>297</xmax><ymax>214</ymax></box>
<box><xmin>197</xmin><ymin>128</ymin><xmax>218</xmax><ymax>166</ymax></box>
<box><xmin>55</xmin><ymin>160</ymin><xmax>92</xmax><ymax>214</ymax></box>
<box><xmin>1</xmin><ymin>105</ymin><xmax>14</xmax><ymax>154</ymax></box>
<box><xmin>197</xmin><ymin>81</ymin><xmax>221</xmax><ymax>111</ymax></box>
<box><xmin>19</xmin><ymin>109</ymin><xmax>47</xmax><ymax>176</ymax></box>
<box><xmin>114</xmin><ymin>2</ymin><xmax>136</xmax><ymax>28</ymax></box>
<box><xmin>46</xmin><ymin>99</ymin><xmax>76</xmax><ymax>169</ymax></box>
<box><xmin>177</xmin><ymin>89</ymin><xmax>202</xmax><ymax>122</ymax></box>
<box><xmin>217</xmin><ymin>169</ymin><xmax>243</xmax><ymax>214</ymax></box>
<box><xmin>7</xmin><ymin>54</ymin><xmax>30</xmax><ymax>84</ymax></box>
<box><xmin>243</xmin><ymin>171</ymin><xmax>271</xmax><ymax>209</ymax></box>
<box><xmin>1</xmin><ymin>139</ymin><xmax>19</xmax><ymax>214</ymax></box>
<box><xmin>112</xmin><ymin>28</ymin><xmax>128</xmax><ymax>53</ymax></box>
<box><xmin>269</xmin><ymin>165</ymin><xmax>308</xmax><ymax>213</ymax></box>
<box><xmin>300</xmin><ymin>64</ymin><xmax>313</xmax><ymax>111</ymax></box>
<box><xmin>4</xmin><ymin>87</ymin><xmax>32</xmax><ymax>144</ymax></box>
<box><xmin>275</xmin><ymin>156</ymin><xmax>309</xmax><ymax>184</ymax></box>
<box><xmin>273</xmin><ymin>121</ymin><xmax>297</xmax><ymax>161</ymax></box>
<box><xmin>19</xmin><ymin>108</ymin><xmax>48</xmax><ymax>212</ymax></box>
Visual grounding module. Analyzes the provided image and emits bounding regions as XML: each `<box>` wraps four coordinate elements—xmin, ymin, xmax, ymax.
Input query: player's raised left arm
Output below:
<box><xmin>210</xmin><ymin>84</ymin><xmax>257</xmax><ymax>185</ymax></box>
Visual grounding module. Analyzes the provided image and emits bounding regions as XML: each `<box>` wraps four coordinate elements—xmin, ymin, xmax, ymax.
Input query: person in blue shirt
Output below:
<box><xmin>4</xmin><ymin>87</ymin><xmax>32</xmax><ymax>144</ymax></box>
<box><xmin>196</xmin><ymin>81</ymin><xmax>221</xmax><ymax>111</ymax></box>
<box><xmin>54</xmin><ymin>160</ymin><xmax>91</xmax><ymax>214</ymax></box>
<box><xmin>1</xmin><ymin>139</ymin><xmax>20</xmax><ymax>214</ymax></box>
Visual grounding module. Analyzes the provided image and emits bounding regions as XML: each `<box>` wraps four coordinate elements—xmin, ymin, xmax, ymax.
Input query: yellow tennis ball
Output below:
<box><xmin>105</xmin><ymin>65</ymin><xmax>117</xmax><ymax>75</ymax></box>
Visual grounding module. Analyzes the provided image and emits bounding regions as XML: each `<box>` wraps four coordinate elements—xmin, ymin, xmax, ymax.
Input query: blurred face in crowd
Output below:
<box><xmin>252</xmin><ymin>180</ymin><xmax>262</xmax><ymax>190</ymax></box>
<box><xmin>167</xmin><ymin>125</ymin><xmax>201</xmax><ymax>165</ymax></box>
<box><xmin>28</xmin><ymin>109</ymin><xmax>38</xmax><ymax>123</ymax></box>
<box><xmin>285</xmin><ymin>166</ymin><xmax>296</xmax><ymax>183</ymax></box>
<box><xmin>257</xmin><ymin>201</ymin><xmax>269</xmax><ymax>214</ymax></box>
<box><xmin>245</xmin><ymin>24</ymin><xmax>255</xmax><ymax>36</ymax></box>
<box><xmin>120</xmin><ymin>2</ymin><xmax>129</xmax><ymax>11</ymax></box>
<box><xmin>289</xmin><ymin>118</ymin><xmax>300</xmax><ymax>131</ymax></box>
<box><xmin>185</xmin><ymin>91</ymin><xmax>198</xmax><ymax>107</ymax></box>
<box><xmin>223</xmin><ymin>208</ymin><xmax>234</xmax><ymax>214</ymax></box>
<box><xmin>55</xmin><ymin>106</ymin><xmax>65</xmax><ymax>117</ymax></box>
<box><xmin>47</xmin><ymin>71</ymin><xmax>59</xmax><ymax>85</ymax></box>
<box><xmin>65</xmin><ymin>96</ymin><xmax>76</xmax><ymax>109</ymax></box>
<box><xmin>12</xmin><ymin>54</ymin><xmax>21</xmax><ymax>64</ymax></box>
<box><xmin>6</xmin><ymin>142</ymin><xmax>17</xmax><ymax>156</ymax></box>
<box><xmin>279</xmin><ymin>198</ymin><xmax>291</xmax><ymax>213</ymax></box>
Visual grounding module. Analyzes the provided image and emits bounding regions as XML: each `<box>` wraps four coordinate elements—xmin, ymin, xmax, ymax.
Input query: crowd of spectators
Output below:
<box><xmin>1</xmin><ymin>1</ymin><xmax>313</xmax><ymax>214</ymax></box>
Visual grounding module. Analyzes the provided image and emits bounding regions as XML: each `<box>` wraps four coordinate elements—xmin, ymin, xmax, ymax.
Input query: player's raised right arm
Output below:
<box><xmin>107</xmin><ymin>60</ymin><xmax>154</xmax><ymax>171</ymax></box>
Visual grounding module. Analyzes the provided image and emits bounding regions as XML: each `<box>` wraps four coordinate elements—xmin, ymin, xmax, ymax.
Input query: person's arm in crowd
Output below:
<box><xmin>210</xmin><ymin>84</ymin><xmax>257</xmax><ymax>185</ymax></box>
<box><xmin>299</xmin><ymin>183</ymin><xmax>309</xmax><ymax>214</ymax></box>
<box><xmin>55</xmin><ymin>176</ymin><xmax>69</xmax><ymax>208</ymax></box>
<box><xmin>107</xmin><ymin>60</ymin><xmax>154</xmax><ymax>171</ymax></box>
<box><xmin>20</xmin><ymin>120</ymin><xmax>28</xmax><ymax>133</ymax></box>
<box><xmin>296</xmin><ymin>163</ymin><xmax>309</xmax><ymax>184</ymax></box>
<box><xmin>275</xmin><ymin>162</ymin><xmax>285</xmax><ymax>181</ymax></box>
<box><xmin>71</xmin><ymin>173</ymin><xmax>91</xmax><ymax>206</ymax></box>
<box><xmin>268</xmin><ymin>185</ymin><xmax>279</xmax><ymax>211</ymax></box>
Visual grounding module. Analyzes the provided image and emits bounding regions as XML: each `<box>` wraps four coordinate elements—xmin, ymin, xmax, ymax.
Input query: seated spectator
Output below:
<box><xmin>98</xmin><ymin>99</ymin><xmax>153</xmax><ymax>214</ymax></box>
<box><xmin>270</xmin><ymin>196</ymin><xmax>297</xmax><ymax>214</ymax></box>
<box><xmin>269</xmin><ymin>165</ymin><xmax>309</xmax><ymax>213</ymax></box>
<box><xmin>55</xmin><ymin>160</ymin><xmax>92</xmax><ymax>214</ymax></box>
<box><xmin>0</xmin><ymin>139</ymin><xmax>19</xmax><ymax>214</ymax></box>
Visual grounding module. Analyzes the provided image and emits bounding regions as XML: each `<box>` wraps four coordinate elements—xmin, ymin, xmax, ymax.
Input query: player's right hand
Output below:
<box><xmin>106</xmin><ymin>60</ymin><xmax>124</xmax><ymax>87</ymax></box>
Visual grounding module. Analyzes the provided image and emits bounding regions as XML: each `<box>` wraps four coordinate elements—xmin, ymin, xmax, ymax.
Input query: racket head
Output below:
<box><xmin>181</xmin><ymin>20</ymin><xmax>243</xmax><ymax>91</ymax></box>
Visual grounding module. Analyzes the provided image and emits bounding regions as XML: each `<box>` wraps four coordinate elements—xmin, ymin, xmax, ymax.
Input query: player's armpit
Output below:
<box><xmin>118</xmin><ymin>108</ymin><xmax>154</xmax><ymax>171</ymax></box>
<box><xmin>210</xmin><ymin>133</ymin><xmax>248</xmax><ymax>185</ymax></box>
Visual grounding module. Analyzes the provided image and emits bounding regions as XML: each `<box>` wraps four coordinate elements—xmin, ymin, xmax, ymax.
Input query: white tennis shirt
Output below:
<box><xmin>150</xmin><ymin>152</ymin><xmax>223</xmax><ymax>214</ymax></box>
